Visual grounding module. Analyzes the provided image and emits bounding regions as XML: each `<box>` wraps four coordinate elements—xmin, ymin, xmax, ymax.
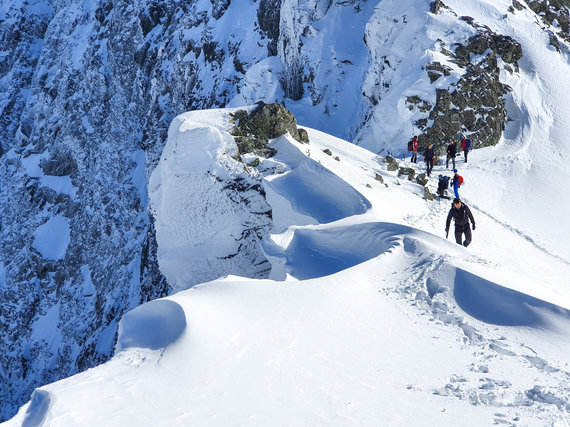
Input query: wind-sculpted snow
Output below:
<box><xmin>20</xmin><ymin>390</ymin><xmax>50</xmax><ymax>427</ymax></box>
<box><xmin>454</xmin><ymin>269</ymin><xmax>570</xmax><ymax>328</ymax></box>
<box><xmin>116</xmin><ymin>300</ymin><xmax>186</xmax><ymax>351</ymax></box>
<box><xmin>266</xmin><ymin>222</ymin><xmax>403</xmax><ymax>280</ymax></box>
<box><xmin>264</xmin><ymin>159</ymin><xmax>371</xmax><ymax>224</ymax></box>
<box><xmin>2</xmin><ymin>0</ymin><xmax>570</xmax><ymax>422</ymax></box>
<box><xmin>8</xmin><ymin>111</ymin><xmax>570</xmax><ymax>427</ymax></box>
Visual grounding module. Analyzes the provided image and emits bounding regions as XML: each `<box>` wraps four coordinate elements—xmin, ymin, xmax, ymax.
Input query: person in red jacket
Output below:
<box><xmin>446</xmin><ymin>198</ymin><xmax>476</xmax><ymax>247</ymax></box>
<box><xmin>459</xmin><ymin>135</ymin><xmax>472</xmax><ymax>162</ymax></box>
<box><xmin>410</xmin><ymin>136</ymin><xmax>419</xmax><ymax>163</ymax></box>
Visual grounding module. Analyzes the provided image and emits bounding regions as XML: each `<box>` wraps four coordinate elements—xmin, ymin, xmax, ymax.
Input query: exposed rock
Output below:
<box><xmin>406</xmin><ymin>95</ymin><xmax>422</xmax><ymax>105</ymax></box>
<box><xmin>425</xmin><ymin>62</ymin><xmax>452</xmax><ymax>83</ymax></box>
<box><xmin>375</xmin><ymin>172</ymin><xmax>384</xmax><ymax>183</ymax></box>
<box><xmin>258</xmin><ymin>0</ymin><xmax>283</xmax><ymax>56</ymax></box>
<box><xmin>230</xmin><ymin>102</ymin><xmax>309</xmax><ymax>158</ymax></box>
<box><xmin>549</xmin><ymin>31</ymin><xmax>562</xmax><ymax>52</ymax></box>
<box><xmin>428</xmin><ymin>71</ymin><xmax>443</xmax><ymax>83</ymax></box>
<box><xmin>384</xmin><ymin>155</ymin><xmax>399</xmax><ymax>171</ymax></box>
<box><xmin>415</xmin><ymin>29</ymin><xmax>522</xmax><ymax>155</ymax></box>
<box><xmin>407</xmin><ymin>96</ymin><xmax>433</xmax><ymax>113</ymax></box>
<box><xmin>512</xmin><ymin>1</ymin><xmax>524</xmax><ymax>11</ymax></box>
<box><xmin>527</xmin><ymin>0</ymin><xmax>570</xmax><ymax>43</ymax></box>
<box><xmin>431</xmin><ymin>0</ymin><xmax>442</xmax><ymax>14</ymax></box>
<box><xmin>323</xmin><ymin>148</ymin><xmax>333</xmax><ymax>156</ymax></box>
<box><xmin>211</xmin><ymin>0</ymin><xmax>231</xmax><ymax>19</ymax></box>
<box><xmin>248</xmin><ymin>158</ymin><xmax>261</xmax><ymax>167</ymax></box>
<box><xmin>298</xmin><ymin>128</ymin><xmax>309</xmax><ymax>142</ymax></box>
<box><xmin>40</xmin><ymin>149</ymin><xmax>78</xmax><ymax>177</ymax></box>
<box><xmin>416</xmin><ymin>173</ymin><xmax>428</xmax><ymax>187</ymax></box>
<box><xmin>398</xmin><ymin>167</ymin><xmax>416</xmax><ymax>181</ymax></box>
<box><xmin>424</xmin><ymin>186</ymin><xmax>436</xmax><ymax>200</ymax></box>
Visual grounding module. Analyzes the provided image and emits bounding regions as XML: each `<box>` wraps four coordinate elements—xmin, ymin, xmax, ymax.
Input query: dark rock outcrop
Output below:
<box><xmin>230</xmin><ymin>102</ymin><xmax>309</xmax><ymax>158</ymax></box>
<box><xmin>413</xmin><ymin>30</ymin><xmax>522</xmax><ymax>154</ymax></box>
<box><xmin>525</xmin><ymin>0</ymin><xmax>570</xmax><ymax>43</ymax></box>
<box><xmin>384</xmin><ymin>155</ymin><xmax>399</xmax><ymax>171</ymax></box>
<box><xmin>258</xmin><ymin>0</ymin><xmax>283</xmax><ymax>56</ymax></box>
<box><xmin>398</xmin><ymin>166</ymin><xmax>416</xmax><ymax>181</ymax></box>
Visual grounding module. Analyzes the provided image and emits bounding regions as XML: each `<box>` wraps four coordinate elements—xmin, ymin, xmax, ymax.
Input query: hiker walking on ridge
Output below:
<box><xmin>424</xmin><ymin>143</ymin><xmax>435</xmax><ymax>177</ymax></box>
<box><xmin>451</xmin><ymin>169</ymin><xmax>463</xmax><ymax>199</ymax></box>
<box><xmin>446</xmin><ymin>198</ymin><xmax>476</xmax><ymax>247</ymax></box>
<box><xmin>408</xmin><ymin>136</ymin><xmax>419</xmax><ymax>163</ymax></box>
<box><xmin>446</xmin><ymin>139</ymin><xmax>457</xmax><ymax>170</ymax></box>
<box><xmin>460</xmin><ymin>135</ymin><xmax>472</xmax><ymax>163</ymax></box>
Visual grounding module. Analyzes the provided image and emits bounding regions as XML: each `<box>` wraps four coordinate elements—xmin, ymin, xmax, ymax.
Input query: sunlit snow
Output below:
<box><xmin>6</xmin><ymin>0</ymin><xmax>570</xmax><ymax>426</ymax></box>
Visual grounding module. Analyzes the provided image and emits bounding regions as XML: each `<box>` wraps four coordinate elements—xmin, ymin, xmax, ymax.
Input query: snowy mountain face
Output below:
<box><xmin>8</xmin><ymin>108</ymin><xmax>570</xmax><ymax>427</ymax></box>
<box><xmin>1</xmin><ymin>0</ymin><xmax>570</xmax><ymax>422</ymax></box>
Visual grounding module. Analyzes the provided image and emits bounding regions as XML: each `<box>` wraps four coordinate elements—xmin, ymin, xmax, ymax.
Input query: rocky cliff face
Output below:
<box><xmin>413</xmin><ymin>26</ymin><xmax>522</xmax><ymax>152</ymax></box>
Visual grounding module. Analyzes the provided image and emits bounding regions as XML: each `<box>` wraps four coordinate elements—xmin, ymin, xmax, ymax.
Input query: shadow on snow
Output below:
<box><xmin>454</xmin><ymin>269</ymin><xmax>570</xmax><ymax>327</ymax></box>
<box><xmin>264</xmin><ymin>159</ymin><xmax>371</xmax><ymax>224</ymax></box>
<box><xmin>275</xmin><ymin>222</ymin><xmax>408</xmax><ymax>280</ymax></box>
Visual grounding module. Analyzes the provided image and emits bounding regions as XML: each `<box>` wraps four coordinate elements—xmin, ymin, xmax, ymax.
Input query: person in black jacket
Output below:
<box><xmin>424</xmin><ymin>143</ymin><xmax>435</xmax><ymax>177</ymax></box>
<box><xmin>446</xmin><ymin>139</ymin><xmax>457</xmax><ymax>170</ymax></box>
<box><xmin>446</xmin><ymin>198</ymin><xmax>476</xmax><ymax>247</ymax></box>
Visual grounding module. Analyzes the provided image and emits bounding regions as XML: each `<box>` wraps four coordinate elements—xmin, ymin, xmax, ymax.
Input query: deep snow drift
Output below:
<box><xmin>8</xmin><ymin>108</ymin><xmax>570</xmax><ymax>426</ymax></box>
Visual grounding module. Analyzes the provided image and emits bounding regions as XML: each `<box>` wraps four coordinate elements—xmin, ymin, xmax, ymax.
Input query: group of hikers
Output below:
<box><xmin>408</xmin><ymin>135</ymin><xmax>472</xmax><ymax>176</ymax></box>
<box><xmin>407</xmin><ymin>135</ymin><xmax>476</xmax><ymax>247</ymax></box>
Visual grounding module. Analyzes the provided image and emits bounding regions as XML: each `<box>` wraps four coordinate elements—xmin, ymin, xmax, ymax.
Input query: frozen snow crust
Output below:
<box><xmin>10</xmin><ymin>107</ymin><xmax>570</xmax><ymax>427</ymax></box>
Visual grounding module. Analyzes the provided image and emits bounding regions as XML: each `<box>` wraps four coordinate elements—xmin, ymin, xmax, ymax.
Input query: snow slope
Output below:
<box><xmin>8</xmin><ymin>109</ymin><xmax>570</xmax><ymax>426</ymax></box>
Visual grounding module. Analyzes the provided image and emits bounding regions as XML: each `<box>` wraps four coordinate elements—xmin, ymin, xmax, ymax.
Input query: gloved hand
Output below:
<box><xmin>472</xmin><ymin>224</ymin><xmax>476</xmax><ymax>230</ymax></box>
<box><xmin>445</xmin><ymin>228</ymin><xmax>449</xmax><ymax>233</ymax></box>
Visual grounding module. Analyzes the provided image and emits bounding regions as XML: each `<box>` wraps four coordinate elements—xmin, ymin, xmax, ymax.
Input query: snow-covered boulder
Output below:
<box><xmin>149</xmin><ymin>111</ymin><xmax>274</xmax><ymax>292</ymax></box>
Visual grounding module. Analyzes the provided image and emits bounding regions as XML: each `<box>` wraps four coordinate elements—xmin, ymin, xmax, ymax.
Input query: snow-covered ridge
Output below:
<box><xmin>2</xmin><ymin>0</ymin><xmax>570</xmax><ymax>421</ymax></box>
<box><xmin>8</xmin><ymin>108</ymin><xmax>570</xmax><ymax>426</ymax></box>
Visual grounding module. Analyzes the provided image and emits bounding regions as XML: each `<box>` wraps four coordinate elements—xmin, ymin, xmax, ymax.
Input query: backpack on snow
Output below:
<box><xmin>437</xmin><ymin>175</ymin><xmax>450</xmax><ymax>197</ymax></box>
<box><xmin>408</xmin><ymin>140</ymin><xmax>414</xmax><ymax>151</ymax></box>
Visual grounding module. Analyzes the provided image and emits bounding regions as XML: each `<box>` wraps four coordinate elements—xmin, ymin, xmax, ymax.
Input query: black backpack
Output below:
<box><xmin>407</xmin><ymin>140</ymin><xmax>413</xmax><ymax>151</ymax></box>
<box><xmin>437</xmin><ymin>175</ymin><xmax>450</xmax><ymax>196</ymax></box>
